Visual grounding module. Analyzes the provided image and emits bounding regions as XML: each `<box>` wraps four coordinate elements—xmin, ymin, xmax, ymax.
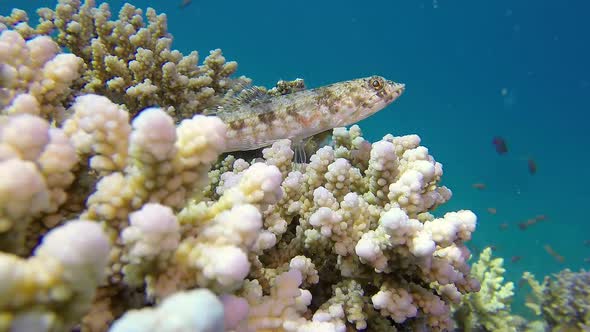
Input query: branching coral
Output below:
<box><xmin>0</xmin><ymin>29</ymin><xmax>83</xmax><ymax>121</ymax></box>
<box><xmin>144</xmin><ymin>125</ymin><xmax>480</xmax><ymax>332</ymax></box>
<box><xmin>452</xmin><ymin>247</ymin><xmax>527</xmax><ymax>332</ymax></box>
<box><xmin>523</xmin><ymin>269</ymin><xmax>590</xmax><ymax>331</ymax></box>
<box><xmin>0</xmin><ymin>99</ymin><xmax>483</xmax><ymax>331</ymax></box>
<box><xmin>0</xmin><ymin>111</ymin><xmax>78</xmax><ymax>255</ymax></box>
<box><xmin>0</xmin><ymin>0</ymin><xmax>250</xmax><ymax>120</ymax></box>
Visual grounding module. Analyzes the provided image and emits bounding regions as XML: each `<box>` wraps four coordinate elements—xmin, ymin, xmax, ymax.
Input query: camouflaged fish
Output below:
<box><xmin>212</xmin><ymin>75</ymin><xmax>405</xmax><ymax>153</ymax></box>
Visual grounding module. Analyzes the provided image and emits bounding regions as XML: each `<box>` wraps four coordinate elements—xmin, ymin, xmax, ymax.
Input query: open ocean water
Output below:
<box><xmin>3</xmin><ymin>0</ymin><xmax>589</xmax><ymax>320</ymax></box>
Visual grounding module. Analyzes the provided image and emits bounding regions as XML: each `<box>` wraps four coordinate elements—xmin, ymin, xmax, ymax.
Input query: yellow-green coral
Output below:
<box><xmin>0</xmin><ymin>0</ymin><xmax>250</xmax><ymax>120</ymax></box>
<box><xmin>523</xmin><ymin>269</ymin><xmax>590</xmax><ymax>332</ymax></box>
<box><xmin>452</xmin><ymin>247</ymin><xmax>526</xmax><ymax>332</ymax></box>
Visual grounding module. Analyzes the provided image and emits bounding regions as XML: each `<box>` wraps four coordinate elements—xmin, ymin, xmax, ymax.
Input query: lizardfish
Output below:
<box><xmin>212</xmin><ymin>75</ymin><xmax>405</xmax><ymax>152</ymax></box>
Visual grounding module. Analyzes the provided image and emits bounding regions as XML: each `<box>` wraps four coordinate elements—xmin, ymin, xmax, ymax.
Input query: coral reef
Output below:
<box><xmin>0</xmin><ymin>29</ymin><xmax>83</xmax><ymax>121</ymax></box>
<box><xmin>151</xmin><ymin>128</ymin><xmax>481</xmax><ymax>332</ymax></box>
<box><xmin>0</xmin><ymin>220</ymin><xmax>110</xmax><ymax>331</ymax></box>
<box><xmin>0</xmin><ymin>0</ymin><xmax>249</xmax><ymax>120</ymax></box>
<box><xmin>452</xmin><ymin>247</ymin><xmax>527</xmax><ymax>332</ymax></box>
<box><xmin>0</xmin><ymin>1</ymin><xmax>489</xmax><ymax>331</ymax></box>
<box><xmin>523</xmin><ymin>269</ymin><xmax>590</xmax><ymax>331</ymax></box>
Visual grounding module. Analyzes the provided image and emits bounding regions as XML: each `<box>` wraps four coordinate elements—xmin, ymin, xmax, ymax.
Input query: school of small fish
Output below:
<box><xmin>473</xmin><ymin>135</ymin><xmax>577</xmax><ymax>265</ymax></box>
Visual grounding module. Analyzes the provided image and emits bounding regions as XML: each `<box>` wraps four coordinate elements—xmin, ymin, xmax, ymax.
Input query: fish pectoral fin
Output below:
<box><xmin>234</xmin><ymin>138</ymin><xmax>280</xmax><ymax>152</ymax></box>
<box><xmin>292</xmin><ymin>139</ymin><xmax>309</xmax><ymax>165</ymax></box>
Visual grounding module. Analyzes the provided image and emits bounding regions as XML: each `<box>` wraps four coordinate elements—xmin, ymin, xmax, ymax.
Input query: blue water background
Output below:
<box><xmin>3</xmin><ymin>0</ymin><xmax>590</xmax><ymax>317</ymax></box>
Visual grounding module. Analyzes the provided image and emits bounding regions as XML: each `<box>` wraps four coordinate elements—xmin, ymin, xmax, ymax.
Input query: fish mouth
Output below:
<box><xmin>386</xmin><ymin>81</ymin><xmax>405</xmax><ymax>102</ymax></box>
<box><xmin>389</xmin><ymin>81</ymin><xmax>405</xmax><ymax>94</ymax></box>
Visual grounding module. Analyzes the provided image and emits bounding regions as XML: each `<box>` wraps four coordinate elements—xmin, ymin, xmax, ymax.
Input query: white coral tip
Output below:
<box><xmin>36</xmin><ymin>220</ymin><xmax>110</xmax><ymax>280</ymax></box>
<box><xmin>220</xmin><ymin>294</ymin><xmax>249</xmax><ymax>329</ymax></box>
<box><xmin>379</xmin><ymin>207</ymin><xmax>409</xmax><ymax>230</ymax></box>
<box><xmin>131</xmin><ymin>107</ymin><xmax>177</xmax><ymax>161</ymax></box>
<box><xmin>110</xmin><ymin>288</ymin><xmax>224</xmax><ymax>332</ymax></box>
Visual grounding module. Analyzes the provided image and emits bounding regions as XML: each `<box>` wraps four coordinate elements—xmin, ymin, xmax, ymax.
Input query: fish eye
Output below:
<box><xmin>370</xmin><ymin>77</ymin><xmax>383</xmax><ymax>90</ymax></box>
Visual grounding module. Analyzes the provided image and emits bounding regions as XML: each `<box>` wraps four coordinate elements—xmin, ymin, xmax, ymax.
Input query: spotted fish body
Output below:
<box><xmin>217</xmin><ymin>76</ymin><xmax>405</xmax><ymax>152</ymax></box>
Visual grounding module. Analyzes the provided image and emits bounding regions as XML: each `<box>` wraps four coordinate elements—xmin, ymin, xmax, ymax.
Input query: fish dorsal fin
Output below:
<box><xmin>232</xmin><ymin>86</ymin><xmax>269</xmax><ymax>105</ymax></box>
<box><xmin>201</xmin><ymin>106</ymin><xmax>221</xmax><ymax>116</ymax></box>
<box><xmin>202</xmin><ymin>86</ymin><xmax>270</xmax><ymax>116</ymax></box>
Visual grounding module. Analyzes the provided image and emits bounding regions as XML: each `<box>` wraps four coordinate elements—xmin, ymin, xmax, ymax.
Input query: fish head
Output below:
<box><xmin>339</xmin><ymin>75</ymin><xmax>405</xmax><ymax>125</ymax></box>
